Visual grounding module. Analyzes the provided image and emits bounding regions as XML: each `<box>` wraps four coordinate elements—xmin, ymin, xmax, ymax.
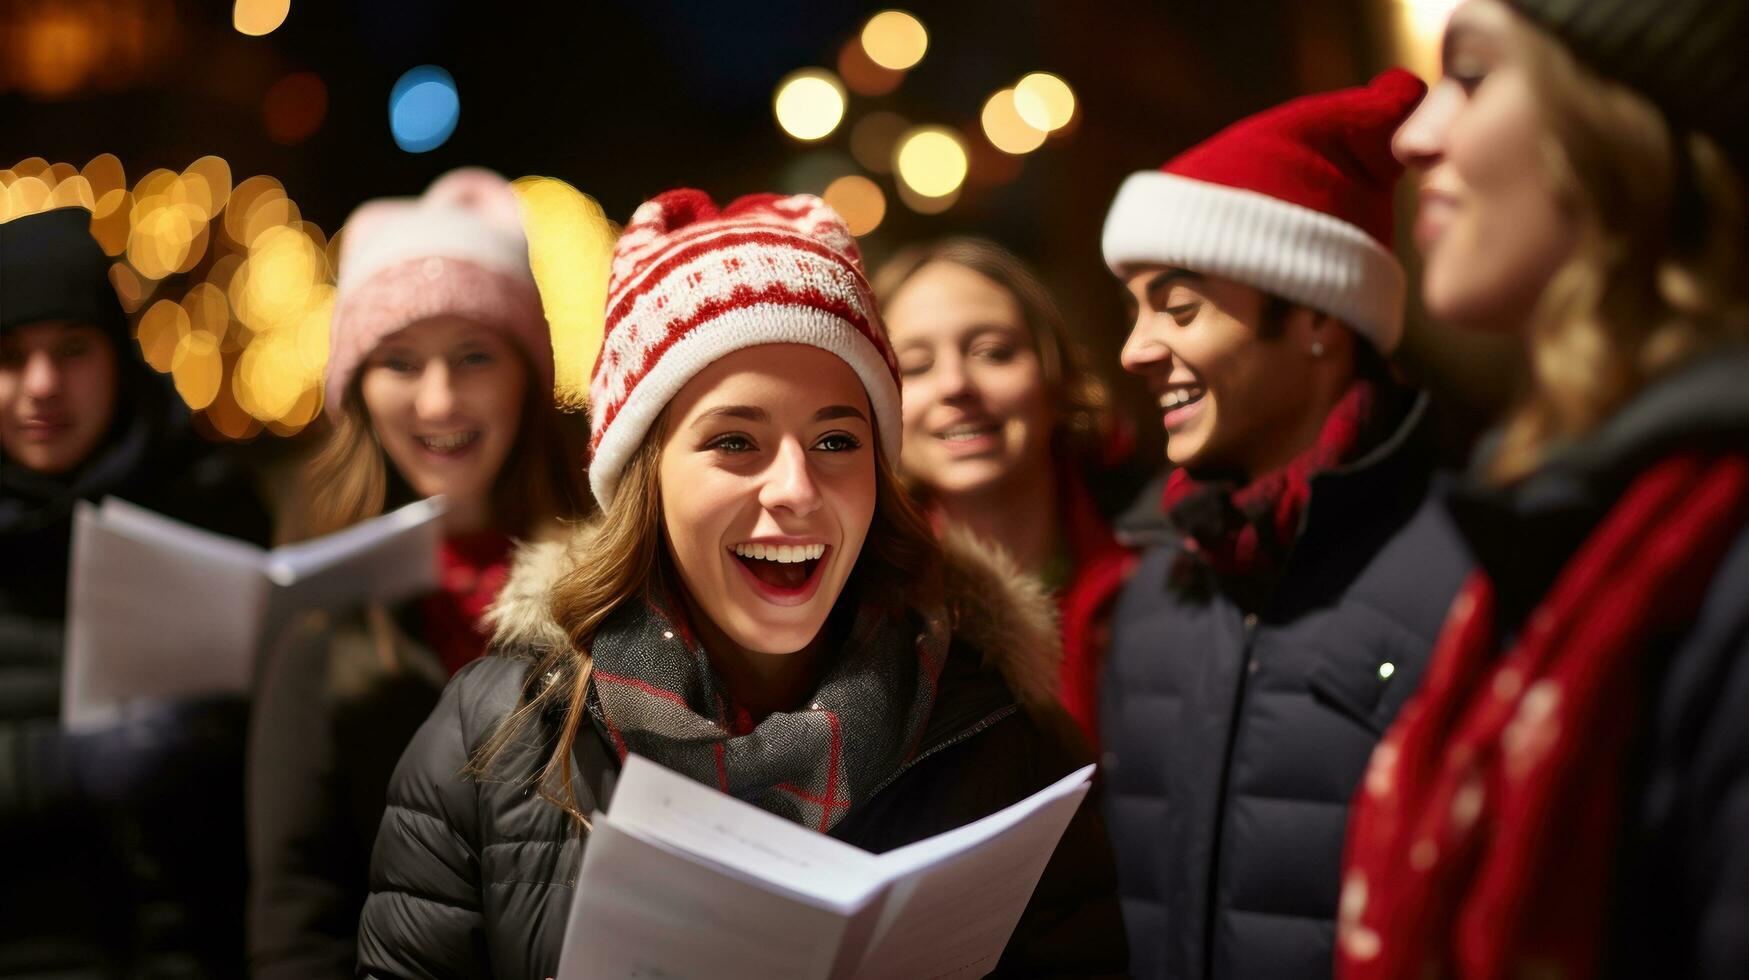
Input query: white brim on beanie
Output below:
<box><xmin>586</xmin><ymin>304</ymin><xmax>902</xmax><ymax>507</ymax></box>
<box><xmin>1101</xmin><ymin>170</ymin><xmax>1406</xmax><ymax>352</ymax></box>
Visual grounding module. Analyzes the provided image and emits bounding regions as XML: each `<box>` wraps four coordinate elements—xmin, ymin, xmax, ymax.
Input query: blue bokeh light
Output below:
<box><xmin>388</xmin><ymin>66</ymin><xmax>459</xmax><ymax>153</ymax></box>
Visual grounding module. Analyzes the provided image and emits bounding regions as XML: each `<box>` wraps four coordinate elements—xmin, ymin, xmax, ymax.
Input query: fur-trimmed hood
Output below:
<box><xmin>485</xmin><ymin>522</ymin><xmax>1064</xmax><ymax>719</ymax></box>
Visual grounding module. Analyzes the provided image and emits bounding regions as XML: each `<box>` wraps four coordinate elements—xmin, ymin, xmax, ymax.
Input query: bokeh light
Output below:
<box><xmin>264</xmin><ymin>73</ymin><xmax>328</xmax><ymax>145</ymax></box>
<box><xmin>511</xmin><ymin>176</ymin><xmax>618</xmax><ymax>407</ymax></box>
<box><xmin>171</xmin><ymin>330</ymin><xmax>224</xmax><ymax>410</ymax></box>
<box><xmin>982</xmin><ymin>89</ymin><xmax>1047</xmax><ymax>155</ymax></box>
<box><xmin>389</xmin><ymin>66</ymin><xmax>460</xmax><ymax>153</ymax></box>
<box><xmin>894</xmin><ymin>126</ymin><xmax>968</xmax><ymax>199</ymax></box>
<box><xmin>233</xmin><ymin>0</ymin><xmax>291</xmax><ymax>36</ymax></box>
<box><xmin>1392</xmin><ymin>0</ymin><xmax>1462</xmax><ymax>79</ymax></box>
<box><xmin>896</xmin><ymin>180</ymin><xmax>959</xmax><ymax>215</ymax></box>
<box><xmin>860</xmin><ymin>11</ymin><xmax>927</xmax><ymax>71</ymax></box>
<box><xmin>837</xmin><ymin>38</ymin><xmax>903</xmax><ymax>97</ymax></box>
<box><xmin>822</xmin><ymin>175</ymin><xmax>885</xmax><ymax>237</ymax></box>
<box><xmin>772</xmin><ymin>69</ymin><xmax>847</xmax><ymax>142</ymax></box>
<box><xmin>1013</xmin><ymin>72</ymin><xmax>1076</xmax><ymax>132</ymax></box>
<box><xmin>137</xmin><ymin>299</ymin><xmax>191</xmax><ymax>373</ymax></box>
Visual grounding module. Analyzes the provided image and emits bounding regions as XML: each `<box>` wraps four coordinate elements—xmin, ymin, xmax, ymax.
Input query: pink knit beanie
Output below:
<box><xmin>325</xmin><ymin>168</ymin><xmax>552</xmax><ymax>416</ymax></box>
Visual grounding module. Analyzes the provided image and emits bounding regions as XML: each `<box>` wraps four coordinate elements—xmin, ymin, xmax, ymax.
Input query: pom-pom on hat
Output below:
<box><xmin>325</xmin><ymin>167</ymin><xmax>551</xmax><ymax>416</ymax></box>
<box><xmin>587</xmin><ymin>189</ymin><xmax>899</xmax><ymax>508</ymax></box>
<box><xmin>1102</xmin><ymin>69</ymin><xmax>1427</xmax><ymax>352</ymax></box>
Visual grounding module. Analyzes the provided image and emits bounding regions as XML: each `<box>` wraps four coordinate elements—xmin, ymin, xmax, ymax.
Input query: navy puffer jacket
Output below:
<box><xmin>1100</xmin><ymin>393</ymin><xmax>1471</xmax><ymax>979</ymax></box>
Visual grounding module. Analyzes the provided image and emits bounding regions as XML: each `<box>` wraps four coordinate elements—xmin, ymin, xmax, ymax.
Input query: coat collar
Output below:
<box><xmin>1450</xmin><ymin>346</ymin><xmax>1749</xmax><ymax>630</ymax></box>
<box><xmin>485</xmin><ymin>521</ymin><xmax>1067</xmax><ymax>731</ymax></box>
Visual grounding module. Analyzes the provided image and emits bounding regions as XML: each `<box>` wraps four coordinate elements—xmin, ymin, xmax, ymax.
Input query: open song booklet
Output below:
<box><xmin>61</xmin><ymin>495</ymin><xmax>446</xmax><ymax>730</ymax></box>
<box><xmin>558</xmin><ymin>755</ymin><xmax>1097</xmax><ymax>980</ymax></box>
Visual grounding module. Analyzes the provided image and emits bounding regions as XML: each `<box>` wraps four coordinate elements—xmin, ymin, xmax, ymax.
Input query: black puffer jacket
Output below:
<box><xmin>247</xmin><ymin>604</ymin><xmax>452</xmax><ymax>979</ymax></box>
<box><xmin>1099</xmin><ymin>393</ymin><xmax>1472</xmax><ymax>980</ymax></box>
<box><xmin>0</xmin><ymin>382</ymin><xmax>269</xmax><ymax>977</ymax></box>
<box><xmin>357</xmin><ymin>528</ymin><xmax>1127</xmax><ymax>978</ymax></box>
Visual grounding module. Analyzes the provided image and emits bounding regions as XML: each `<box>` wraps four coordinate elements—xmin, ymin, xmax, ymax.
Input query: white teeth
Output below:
<box><xmin>938</xmin><ymin>423</ymin><xmax>995</xmax><ymax>441</ymax></box>
<box><xmin>419</xmin><ymin>432</ymin><xmax>478</xmax><ymax>451</ymax></box>
<box><xmin>1159</xmin><ymin>388</ymin><xmax>1204</xmax><ymax>410</ymax></box>
<box><xmin>733</xmin><ymin>543</ymin><xmax>825</xmax><ymax>563</ymax></box>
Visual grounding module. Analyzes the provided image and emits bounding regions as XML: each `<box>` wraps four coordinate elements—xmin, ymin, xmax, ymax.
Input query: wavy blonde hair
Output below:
<box><xmin>1488</xmin><ymin>18</ymin><xmax>1749</xmax><ymax>482</ymax></box>
<box><xmin>475</xmin><ymin>410</ymin><xmax>943</xmax><ymax>827</ymax></box>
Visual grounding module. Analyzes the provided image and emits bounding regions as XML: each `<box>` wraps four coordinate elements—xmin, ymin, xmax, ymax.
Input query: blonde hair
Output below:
<box><xmin>1488</xmin><ymin>18</ymin><xmax>1749</xmax><ymax>482</ymax></box>
<box><xmin>874</xmin><ymin>237</ymin><xmax>1114</xmax><ymax>458</ymax></box>
<box><xmin>289</xmin><ymin>353</ymin><xmax>590</xmax><ymax>541</ymax></box>
<box><xmin>475</xmin><ymin>411</ymin><xmax>942</xmax><ymax>827</ymax></box>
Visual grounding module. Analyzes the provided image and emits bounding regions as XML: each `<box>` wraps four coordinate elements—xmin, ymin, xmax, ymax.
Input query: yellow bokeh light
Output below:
<box><xmin>894</xmin><ymin>126</ymin><xmax>969</xmax><ymax>198</ymax></box>
<box><xmin>239</xmin><ymin>224</ymin><xmax>320</xmax><ymax>329</ymax></box>
<box><xmin>773</xmin><ymin>69</ymin><xmax>848</xmax><ymax>142</ymax></box>
<box><xmin>225</xmin><ymin>175</ymin><xmax>285</xmax><ymax>245</ymax></box>
<box><xmin>511</xmin><ymin>175</ymin><xmax>618</xmax><ymax>407</ymax></box>
<box><xmin>172</xmin><ymin>330</ymin><xmax>224</xmax><ymax>410</ymax></box>
<box><xmin>1013</xmin><ymin>72</ymin><xmax>1076</xmax><ymax>133</ymax></box>
<box><xmin>82</xmin><ymin>153</ymin><xmax>126</xmax><ymax>200</ymax></box>
<box><xmin>896</xmin><ymin>180</ymin><xmax>959</xmax><ymax>215</ymax></box>
<box><xmin>182</xmin><ymin>282</ymin><xmax>231</xmax><ymax>338</ymax></box>
<box><xmin>1392</xmin><ymin>0</ymin><xmax>1462</xmax><ymax>79</ymax></box>
<box><xmin>49</xmin><ymin>174</ymin><xmax>96</xmax><ymax>211</ymax></box>
<box><xmin>184</xmin><ymin>156</ymin><xmax>233</xmax><ymax>218</ymax></box>
<box><xmin>108</xmin><ymin>263</ymin><xmax>146</xmax><ymax>313</ymax></box>
<box><xmin>238</xmin><ymin>333</ymin><xmax>305</xmax><ymax>421</ymax></box>
<box><xmin>138</xmin><ymin>299</ymin><xmax>192</xmax><ymax>373</ymax></box>
<box><xmin>860</xmin><ymin>10</ymin><xmax>927</xmax><ymax>71</ymax></box>
<box><xmin>8</xmin><ymin>176</ymin><xmax>53</xmax><ymax>215</ymax></box>
<box><xmin>127</xmin><ymin>203</ymin><xmax>200</xmax><ymax>281</ymax></box>
<box><xmin>981</xmin><ymin>89</ymin><xmax>1048</xmax><ymax>155</ymax></box>
<box><xmin>48</xmin><ymin>162</ymin><xmax>78</xmax><ymax>184</ymax></box>
<box><xmin>134</xmin><ymin>167</ymin><xmax>178</xmax><ymax>201</ymax></box>
<box><xmin>12</xmin><ymin>158</ymin><xmax>49</xmax><ymax>180</ymax></box>
<box><xmin>233</xmin><ymin>0</ymin><xmax>291</xmax><ymax>37</ymax></box>
<box><xmin>293</xmin><ymin>286</ymin><xmax>335</xmax><ymax>375</ymax></box>
<box><xmin>242</xmin><ymin>192</ymin><xmax>299</xmax><ymax>248</ymax></box>
<box><xmin>822</xmin><ymin>175</ymin><xmax>886</xmax><ymax>237</ymax></box>
<box><xmin>90</xmin><ymin>190</ymin><xmax>132</xmax><ymax>255</ymax></box>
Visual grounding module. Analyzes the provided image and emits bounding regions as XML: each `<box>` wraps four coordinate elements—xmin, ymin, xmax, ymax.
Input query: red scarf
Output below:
<box><xmin>420</xmin><ymin>531</ymin><xmax>514</xmax><ymax>677</ymax></box>
<box><xmin>1337</xmin><ymin>451</ymin><xmax>1749</xmax><ymax>979</ymax></box>
<box><xmin>1162</xmin><ymin>379</ymin><xmax>1380</xmax><ymax>602</ymax></box>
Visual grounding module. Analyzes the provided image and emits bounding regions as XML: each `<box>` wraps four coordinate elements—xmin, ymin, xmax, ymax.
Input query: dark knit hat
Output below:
<box><xmin>1508</xmin><ymin>0</ymin><xmax>1749</xmax><ymax>158</ymax></box>
<box><xmin>0</xmin><ymin>207</ymin><xmax>130</xmax><ymax>349</ymax></box>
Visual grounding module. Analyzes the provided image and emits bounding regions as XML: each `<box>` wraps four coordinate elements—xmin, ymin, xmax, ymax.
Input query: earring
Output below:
<box><xmin>1310</xmin><ymin>341</ymin><xmax>1325</xmax><ymax>357</ymax></box>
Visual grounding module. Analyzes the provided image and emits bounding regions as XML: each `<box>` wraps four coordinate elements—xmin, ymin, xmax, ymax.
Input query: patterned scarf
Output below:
<box><xmin>1162</xmin><ymin>378</ymin><xmax>1385</xmax><ymax>605</ymax></box>
<box><xmin>1338</xmin><ymin>451</ymin><xmax>1749</xmax><ymax>979</ymax></box>
<box><xmin>587</xmin><ymin>583</ymin><xmax>952</xmax><ymax>832</ymax></box>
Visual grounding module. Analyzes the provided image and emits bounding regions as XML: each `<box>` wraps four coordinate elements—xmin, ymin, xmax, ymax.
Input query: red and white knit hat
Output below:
<box><xmin>326</xmin><ymin>168</ymin><xmax>551</xmax><ymax>415</ymax></box>
<box><xmin>587</xmin><ymin>189</ymin><xmax>900</xmax><ymax>507</ymax></box>
<box><xmin>1102</xmin><ymin>69</ymin><xmax>1426</xmax><ymax>352</ymax></box>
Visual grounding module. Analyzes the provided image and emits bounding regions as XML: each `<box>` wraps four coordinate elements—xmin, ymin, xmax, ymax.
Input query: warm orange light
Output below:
<box><xmin>773</xmin><ymin>69</ymin><xmax>848</xmax><ymax>142</ymax></box>
<box><xmin>233</xmin><ymin>0</ymin><xmax>291</xmax><ymax>37</ymax></box>
<box><xmin>822</xmin><ymin>175</ymin><xmax>886</xmax><ymax>237</ymax></box>
<box><xmin>981</xmin><ymin>89</ymin><xmax>1047</xmax><ymax>155</ymax></box>
<box><xmin>861</xmin><ymin>11</ymin><xmax>927</xmax><ymax>71</ymax></box>
<box><xmin>1013</xmin><ymin>73</ymin><xmax>1076</xmax><ymax>133</ymax></box>
<box><xmin>894</xmin><ymin>126</ymin><xmax>968</xmax><ymax>198</ymax></box>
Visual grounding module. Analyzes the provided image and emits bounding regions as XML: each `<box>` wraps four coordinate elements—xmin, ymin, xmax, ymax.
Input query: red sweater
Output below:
<box><xmin>420</xmin><ymin>531</ymin><xmax>514</xmax><ymax>677</ymax></box>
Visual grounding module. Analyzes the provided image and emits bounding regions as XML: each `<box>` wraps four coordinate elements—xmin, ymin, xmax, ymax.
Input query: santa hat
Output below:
<box><xmin>1102</xmin><ymin>69</ymin><xmax>1426</xmax><ymax>352</ymax></box>
<box><xmin>325</xmin><ymin>167</ymin><xmax>551</xmax><ymax>415</ymax></box>
<box><xmin>587</xmin><ymin>189</ymin><xmax>899</xmax><ymax>508</ymax></box>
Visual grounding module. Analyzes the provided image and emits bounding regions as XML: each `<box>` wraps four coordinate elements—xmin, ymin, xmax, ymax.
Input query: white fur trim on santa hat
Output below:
<box><xmin>587</xmin><ymin>304</ymin><xmax>902</xmax><ymax>507</ymax></box>
<box><xmin>1102</xmin><ymin>170</ymin><xmax>1406</xmax><ymax>352</ymax></box>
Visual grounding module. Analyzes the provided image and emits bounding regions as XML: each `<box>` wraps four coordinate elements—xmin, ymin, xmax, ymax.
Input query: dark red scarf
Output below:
<box><xmin>420</xmin><ymin>530</ymin><xmax>514</xmax><ymax>676</ymax></box>
<box><xmin>1162</xmin><ymin>379</ymin><xmax>1381</xmax><ymax>603</ymax></box>
<box><xmin>1055</xmin><ymin>464</ymin><xmax>1137</xmax><ymax>747</ymax></box>
<box><xmin>1338</xmin><ymin>451</ymin><xmax>1749</xmax><ymax>979</ymax></box>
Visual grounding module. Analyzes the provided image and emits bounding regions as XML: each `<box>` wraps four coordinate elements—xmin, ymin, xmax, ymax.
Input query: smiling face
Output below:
<box><xmin>885</xmin><ymin>261</ymin><xmax>1056</xmax><ymax>499</ymax></box>
<box><xmin>359</xmin><ymin>315</ymin><xmax>527</xmax><ymax>530</ymax></box>
<box><xmin>1392</xmin><ymin>0</ymin><xmax>1575</xmax><ymax>332</ymax></box>
<box><xmin>0</xmin><ymin>321</ymin><xmax>119</xmax><ymax>476</ymax></box>
<box><xmin>657</xmin><ymin>343</ymin><xmax>877</xmax><ymax>658</ymax></box>
<box><xmin>1120</xmin><ymin>267</ymin><xmax>1328</xmax><ymax>476</ymax></box>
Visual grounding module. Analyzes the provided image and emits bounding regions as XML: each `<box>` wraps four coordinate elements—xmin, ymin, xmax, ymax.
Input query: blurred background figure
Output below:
<box><xmin>246</xmin><ymin>169</ymin><xmax>588</xmax><ymax>978</ymax></box>
<box><xmin>1</xmin><ymin>206</ymin><xmax>270</xmax><ymax>976</ymax></box>
<box><xmin>1340</xmin><ymin>1</ymin><xmax>1749</xmax><ymax>977</ymax></box>
<box><xmin>876</xmin><ymin>238</ymin><xmax>1138</xmax><ymax>745</ymax></box>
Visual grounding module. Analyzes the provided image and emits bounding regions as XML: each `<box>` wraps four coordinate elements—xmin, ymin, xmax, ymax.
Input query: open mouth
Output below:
<box><xmin>1158</xmin><ymin>385</ymin><xmax>1207</xmax><ymax>431</ymax></box>
<box><xmin>417</xmin><ymin>431</ymin><xmax>480</xmax><ymax>456</ymax></box>
<box><xmin>729</xmin><ymin>542</ymin><xmax>828</xmax><ymax>602</ymax></box>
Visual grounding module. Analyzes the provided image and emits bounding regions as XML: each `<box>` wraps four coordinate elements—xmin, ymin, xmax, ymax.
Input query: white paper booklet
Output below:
<box><xmin>61</xmin><ymin>495</ymin><xmax>446</xmax><ymax>730</ymax></box>
<box><xmin>557</xmin><ymin>755</ymin><xmax>1096</xmax><ymax>980</ymax></box>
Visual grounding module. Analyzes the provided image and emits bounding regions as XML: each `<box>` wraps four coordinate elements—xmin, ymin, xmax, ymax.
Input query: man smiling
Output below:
<box><xmin>1095</xmin><ymin>71</ymin><xmax>1472</xmax><ymax>979</ymax></box>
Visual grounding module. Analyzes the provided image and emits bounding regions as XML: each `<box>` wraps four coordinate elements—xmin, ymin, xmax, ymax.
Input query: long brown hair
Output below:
<box><xmin>873</xmin><ymin>237</ymin><xmax>1114</xmax><ymax>458</ymax></box>
<box><xmin>474</xmin><ymin>410</ymin><xmax>942</xmax><ymax>827</ymax></box>
<box><xmin>289</xmin><ymin>348</ymin><xmax>590</xmax><ymax>542</ymax></box>
<box><xmin>1488</xmin><ymin>17</ymin><xmax>1749</xmax><ymax>482</ymax></box>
